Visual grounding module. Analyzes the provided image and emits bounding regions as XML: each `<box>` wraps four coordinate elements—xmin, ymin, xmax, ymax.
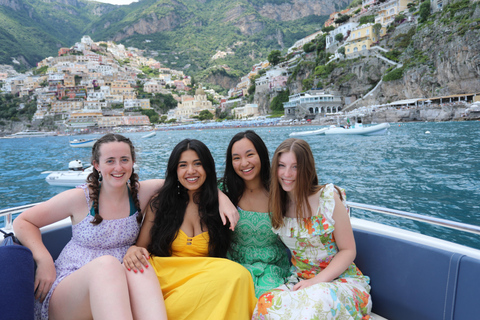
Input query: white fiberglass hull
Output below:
<box><xmin>324</xmin><ymin>123</ymin><xmax>390</xmax><ymax>135</ymax></box>
<box><xmin>45</xmin><ymin>170</ymin><xmax>90</xmax><ymax>187</ymax></box>
<box><xmin>289</xmin><ymin>128</ymin><xmax>328</xmax><ymax>137</ymax></box>
<box><xmin>69</xmin><ymin>139</ymin><xmax>97</xmax><ymax>148</ymax></box>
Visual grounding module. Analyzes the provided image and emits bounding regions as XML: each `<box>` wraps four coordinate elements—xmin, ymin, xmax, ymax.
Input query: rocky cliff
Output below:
<box><xmin>271</xmin><ymin>1</ymin><xmax>480</xmax><ymax>115</ymax></box>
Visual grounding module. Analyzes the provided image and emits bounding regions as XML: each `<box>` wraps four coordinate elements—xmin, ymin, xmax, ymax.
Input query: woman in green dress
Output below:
<box><xmin>221</xmin><ymin>130</ymin><xmax>290</xmax><ymax>298</ymax></box>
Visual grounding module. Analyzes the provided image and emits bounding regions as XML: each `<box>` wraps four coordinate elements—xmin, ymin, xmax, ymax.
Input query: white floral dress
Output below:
<box><xmin>252</xmin><ymin>184</ymin><xmax>372</xmax><ymax>320</ymax></box>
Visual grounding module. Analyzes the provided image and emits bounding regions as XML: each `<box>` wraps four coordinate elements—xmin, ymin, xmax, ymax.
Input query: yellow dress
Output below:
<box><xmin>150</xmin><ymin>230</ymin><xmax>258</xmax><ymax>320</ymax></box>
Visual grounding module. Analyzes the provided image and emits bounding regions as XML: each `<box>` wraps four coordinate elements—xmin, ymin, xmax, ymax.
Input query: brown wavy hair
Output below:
<box><xmin>269</xmin><ymin>138</ymin><xmax>343</xmax><ymax>229</ymax></box>
<box><xmin>86</xmin><ymin>133</ymin><xmax>141</xmax><ymax>225</ymax></box>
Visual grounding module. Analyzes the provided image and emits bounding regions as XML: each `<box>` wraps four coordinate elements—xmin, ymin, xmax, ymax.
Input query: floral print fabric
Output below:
<box><xmin>252</xmin><ymin>184</ymin><xmax>372</xmax><ymax>320</ymax></box>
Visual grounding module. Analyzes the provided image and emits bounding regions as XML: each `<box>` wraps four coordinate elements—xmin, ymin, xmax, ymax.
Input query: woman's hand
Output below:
<box><xmin>34</xmin><ymin>257</ymin><xmax>56</xmax><ymax>302</ymax></box>
<box><xmin>292</xmin><ymin>278</ymin><xmax>318</xmax><ymax>291</ymax></box>
<box><xmin>123</xmin><ymin>245</ymin><xmax>150</xmax><ymax>273</ymax></box>
<box><xmin>218</xmin><ymin>193</ymin><xmax>239</xmax><ymax>231</ymax></box>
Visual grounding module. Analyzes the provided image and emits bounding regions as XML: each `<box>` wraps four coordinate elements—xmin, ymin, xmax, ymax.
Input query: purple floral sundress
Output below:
<box><xmin>35</xmin><ymin>184</ymin><xmax>140</xmax><ymax>319</ymax></box>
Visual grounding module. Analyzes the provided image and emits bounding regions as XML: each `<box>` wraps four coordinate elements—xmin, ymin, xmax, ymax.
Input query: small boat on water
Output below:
<box><xmin>290</xmin><ymin>123</ymin><xmax>390</xmax><ymax>137</ymax></box>
<box><xmin>1</xmin><ymin>201</ymin><xmax>479</xmax><ymax>319</ymax></box>
<box><xmin>142</xmin><ymin>131</ymin><xmax>156</xmax><ymax>139</ymax></box>
<box><xmin>289</xmin><ymin>127</ymin><xmax>328</xmax><ymax>137</ymax></box>
<box><xmin>44</xmin><ymin>160</ymin><xmax>139</xmax><ymax>187</ymax></box>
<box><xmin>44</xmin><ymin>160</ymin><xmax>92</xmax><ymax>187</ymax></box>
<box><xmin>69</xmin><ymin>138</ymin><xmax>97</xmax><ymax>148</ymax></box>
<box><xmin>5</xmin><ymin>130</ymin><xmax>56</xmax><ymax>138</ymax></box>
<box><xmin>324</xmin><ymin>122</ymin><xmax>390</xmax><ymax>135</ymax></box>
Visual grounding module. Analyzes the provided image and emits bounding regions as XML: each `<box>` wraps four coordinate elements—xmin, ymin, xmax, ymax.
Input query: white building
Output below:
<box><xmin>283</xmin><ymin>89</ymin><xmax>344</xmax><ymax>120</ymax></box>
<box><xmin>232</xmin><ymin>104</ymin><xmax>259</xmax><ymax>119</ymax></box>
<box><xmin>325</xmin><ymin>22</ymin><xmax>359</xmax><ymax>49</ymax></box>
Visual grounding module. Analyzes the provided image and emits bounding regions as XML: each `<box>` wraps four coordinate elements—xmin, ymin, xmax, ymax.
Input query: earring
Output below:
<box><xmin>98</xmin><ymin>172</ymin><xmax>103</xmax><ymax>181</ymax></box>
<box><xmin>177</xmin><ymin>180</ymin><xmax>180</xmax><ymax>195</ymax></box>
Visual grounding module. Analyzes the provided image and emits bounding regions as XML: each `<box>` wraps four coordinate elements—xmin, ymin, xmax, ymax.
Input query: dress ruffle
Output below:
<box><xmin>273</xmin><ymin>184</ymin><xmax>347</xmax><ymax>238</ymax></box>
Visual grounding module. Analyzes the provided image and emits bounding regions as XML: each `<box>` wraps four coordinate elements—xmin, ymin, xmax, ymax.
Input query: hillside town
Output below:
<box><xmin>0</xmin><ymin>0</ymin><xmax>479</xmax><ymax>134</ymax></box>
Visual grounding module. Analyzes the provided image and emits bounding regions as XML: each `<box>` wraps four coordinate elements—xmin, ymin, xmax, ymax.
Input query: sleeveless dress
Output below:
<box><xmin>149</xmin><ymin>229</ymin><xmax>258</xmax><ymax>320</ymax></box>
<box><xmin>35</xmin><ymin>185</ymin><xmax>141</xmax><ymax>320</ymax></box>
<box><xmin>252</xmin><ymin>184</ymin><xmax>372</xmax><ymax>320</ymax></box>
<box><xmin>227</xmin><ymin>208</ymin><xmax>290</xmax><ymax>298</ymax></box>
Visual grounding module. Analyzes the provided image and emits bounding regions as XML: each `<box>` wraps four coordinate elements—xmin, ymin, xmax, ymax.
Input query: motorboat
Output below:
<box><xmin>289</xmin><ymin>123</ymin><xmax>390</xmax><ymax>137</ymax></box>
<box><xmin>44</xmin><ymin>160</ymin><xmax>92</xmax><ymax>187</ymax></box>
<box><xmin>289</xmin><ymin>127</ymin><xmax>328</xmax><ymax>137</ymax></box>
<box><xmin>5</xmin><ymin>131</ymin><xmax>56</xmax><ymax>138</ymax></box>
<box><xmin>69</xmin><ymin>138</ymin><xmax>97</xmax><ymax>148</ymax></box>
<box><xmin>44</xmin><ymin>160</ymin><xmax>140</xmax><ymax>187</ymax></box>
<box><xmin>142</xmin><ymin>131</ymin><xmax>156</xmax><ymax>139</ymax></box>
<box><xmin>324</xmin><ymin>122</ymin><xmax>390</xmax><ymax>135</ymax></box>
<box><xmin>1</xmin><ymin>201</ymin><xmax>479</xmax><ymax>319</ymax></box>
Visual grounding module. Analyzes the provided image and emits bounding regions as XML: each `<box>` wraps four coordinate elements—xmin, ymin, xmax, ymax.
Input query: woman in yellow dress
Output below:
<box><xmin>124</xmin><ymin>138</ymin><xmax>257</xmax><ymax>319</ymax></box>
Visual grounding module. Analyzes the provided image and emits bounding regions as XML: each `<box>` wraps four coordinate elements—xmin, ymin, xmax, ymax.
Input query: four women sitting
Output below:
<box><xmin>13</xmin><ymin>132</ymin><xmax>371</xmax><ymax>320</ymax></box>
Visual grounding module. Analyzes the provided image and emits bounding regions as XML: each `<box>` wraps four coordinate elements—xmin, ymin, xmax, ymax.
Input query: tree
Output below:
<box><xmin>419</xmin><ymin>1</ymin><xmax>431</xmax><ymax>23</ymax></box>
<box><xmin>268</xmin><ymin>50</ymin><xmax>282</xmax><ymax>66</ymax></box>
<box><xmin>337</xmin><ymin>46</ymin><xmax>346</xmax><ymax>55</ymax></box>
<box><xmin>373</xmin><ymin>23</ymin><xmax>382</xmax><ymax>41</ymax></box>
<box><xmin>335</xmin><ymin>33</ymin><xmax>344</xmax><ymax>42</ymax></box>
<box><xmin>335</xmin><ymin>15</ymin><xmax>350</xmax><ymax>24</ymax></box>
<box><xmin>303</xmin><ymin>42</ymin><xmax>316</xmax><ymax>53</ymax></box>
<box><xmin>197</xmin><ymin>109</ymin><xmax>214</xmax><ymax>121</ymax></box>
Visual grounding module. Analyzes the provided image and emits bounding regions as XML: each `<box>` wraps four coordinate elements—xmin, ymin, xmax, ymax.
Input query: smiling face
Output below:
<box><xmin>277</xmin><ymin>151</ymin><xmax>297</xmax><ymax>194</ymax></box>
<box><xmin>231</xmin><ymin>138</ymin><xmax>262</xmax><ymax>183</ymax></box>
<box><xmin>94</xmin><ymin>141</ymin><xmax>133</xmax><ymax>187</ymax></box>
<box><xmin>177</xmin><ymin>149</ymin><xmax>206</xmax><ymax>194</ymax></box>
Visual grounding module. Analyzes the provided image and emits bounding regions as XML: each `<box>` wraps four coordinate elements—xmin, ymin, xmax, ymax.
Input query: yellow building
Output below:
<box><xmin>375</xmin><ymin>0</ymin><xmax>410</xmax><ymax>27</ymax></box>
<box><xmin>51</xmin><ymin>100</ymin><xmax>84</xmax><ymax>114</ymax></box>
<box><xmin>68</xmin><ymin>111</ymin><xmax>103</xmax><ymax>128</ymax></box>
<box><xmin>98</xmin><ymin>115</ymin><xmax>125</xmax><ymax>128</ymax></box>
<box><xmin>64</xmin><ymin>74</ymin><xmax>76</xmax><ymax>87</ymax></box>
<box><xmin>173</xmin><ymin>88</ymin><xmax>215</xmax><ymax>121</ymax></box>
<box><xmin>345</xmin><ymin>23</ymin><xmax>387</xmax><ymax>57</ymax></box>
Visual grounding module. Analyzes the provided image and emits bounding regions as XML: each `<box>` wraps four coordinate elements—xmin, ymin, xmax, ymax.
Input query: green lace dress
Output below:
<box><xmin>227</xmin><ymin>208</ymin><xmax>290</xmax><ymax>298</ymax></box>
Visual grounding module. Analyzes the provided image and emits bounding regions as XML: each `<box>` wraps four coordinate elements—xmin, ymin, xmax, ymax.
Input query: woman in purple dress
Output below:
<box><xmin>14</xmin><ymin>133</ymin><xmax>168</xmax><ymax>319</ymax></box>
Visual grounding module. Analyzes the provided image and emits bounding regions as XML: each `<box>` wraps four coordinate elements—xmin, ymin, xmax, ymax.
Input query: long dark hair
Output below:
<box><xmin>86</xmin><ymin>133</ymin><xmax>141</xmax><ymax>225</ymax></box>
<box><xmin>221</xmin><ymin>130</ymin><xmax>270</xmax><ymax>207</ymax></box>
<box><xmin>148</xmin><ymin>139</ymin><xmax>229</xmax><ymax>257</ymax></box>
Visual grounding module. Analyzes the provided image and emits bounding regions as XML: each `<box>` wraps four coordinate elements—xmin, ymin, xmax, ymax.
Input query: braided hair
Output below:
<box><xmin>86</xmin><ymin>133</ymin><xmax>142</xmax><ymax>225</ymax></box>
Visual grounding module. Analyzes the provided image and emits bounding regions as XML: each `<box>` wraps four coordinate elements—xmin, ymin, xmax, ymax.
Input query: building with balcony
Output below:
<box><xmin>283</xmin><ymin>89</ymin><xmax>343</xmax><ymax>120</ymax></box>
<box><xmin>345</xmin><ymin>23</ymin><xmax>386</xmax><ymax>57</ymax></box>
<box><xmin>171</xmin><ymin>88</ymin><xmax>214</xmax><ymax>121</ymax></box>
<box><xmin>232</xmin><ymin>104</ymin><xmax>259</xmax><ymax>119</ymax></box>
<box><xmin>374</xmin><ymin>0</ymin><xmax>409</xmax><ymax>26</ymax></box>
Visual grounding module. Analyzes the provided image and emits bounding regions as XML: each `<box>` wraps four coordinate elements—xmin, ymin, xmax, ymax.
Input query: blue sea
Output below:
<box><xmin>1</xmin><ymin>121</ymin><xmax>479</xmax><ymax>249</ymax></box>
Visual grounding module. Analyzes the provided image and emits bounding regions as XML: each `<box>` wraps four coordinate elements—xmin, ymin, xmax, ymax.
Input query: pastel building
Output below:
<box><xmin>171</xmin><ymin>88</ymin><xmax>214</xmax><ymax>121</ymax></box>
<box><xmin>283</xmin><ymin>89</ymin><xmax>343</xmax><ymax>120</ymax></box>
<box><xmin>232</xmin><ymin>104</ymin><xmax>259</xmax><ymax>119</ymax></box>
<box><xmin>345</xmin><ymin>23</ymin><xmax>387</xmax><ymax>57</ymax></box>
<box><xmin>375</xmin><ymin>0</ymin><xmax>410</xmax><ymax>26</ymax></box>
<box><xmin>325</xmin><ymin>22</ymin><xmax>359</xmax><ymax>49</ymax></box>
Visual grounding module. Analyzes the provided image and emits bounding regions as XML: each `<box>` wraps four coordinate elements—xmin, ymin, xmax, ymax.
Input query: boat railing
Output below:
<box><xmin>0</xmin><ymin>203</ymin><xmax>41</xmax><ymax>230</ymax></box>
<box><xmin>347</xmin><ymin>201</ymin><xmax>480</xmax><ymax>236</ymax></box>
<box><xmin>1</xmin><ymin>202</ymin><xmax>480</xmax><ymax>236</ymax></box>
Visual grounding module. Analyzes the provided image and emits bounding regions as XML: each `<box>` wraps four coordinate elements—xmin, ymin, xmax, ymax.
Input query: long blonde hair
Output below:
<box><xmin>269</xmin><ymin>138</ymin><xmax>342</xmax><ymax>229</ymax></box>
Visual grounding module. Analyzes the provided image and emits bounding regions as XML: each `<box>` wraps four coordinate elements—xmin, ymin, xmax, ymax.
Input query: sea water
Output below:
<box><xmin>1</xmin><ymin>121</ymin><xmax>479</xmax><ymax>249</ymax></box>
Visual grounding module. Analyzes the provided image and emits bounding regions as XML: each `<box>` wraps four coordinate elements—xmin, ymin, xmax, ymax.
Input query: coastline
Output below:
<box><xmin>1</xmin><ymin>103</ymin><xmax>479</xmax><ymax>136</ymax></box>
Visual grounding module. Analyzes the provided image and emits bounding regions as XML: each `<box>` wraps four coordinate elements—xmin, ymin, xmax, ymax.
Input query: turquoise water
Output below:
<box><xmin>1</xmin><ymin>121</ymin><xmax>479</xmax><ymax>249</ymax></box>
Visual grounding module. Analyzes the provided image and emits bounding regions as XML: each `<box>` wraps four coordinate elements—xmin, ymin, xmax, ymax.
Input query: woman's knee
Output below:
<box><xmin>89</xmin><ymin>256</ymin><xmax>126</xmax><ymax>280</ymax></box>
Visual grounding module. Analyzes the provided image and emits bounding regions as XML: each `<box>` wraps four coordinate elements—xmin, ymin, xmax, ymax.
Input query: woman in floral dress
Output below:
<box><xmin>252</xmin><ymin>138</ymin><xmax>372</xmax><ymax>320</ymax></box>
<box><xmin>221</xmin><ymin>130</ymin><xmax>290</xmax><ymax>298</ymax></box>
